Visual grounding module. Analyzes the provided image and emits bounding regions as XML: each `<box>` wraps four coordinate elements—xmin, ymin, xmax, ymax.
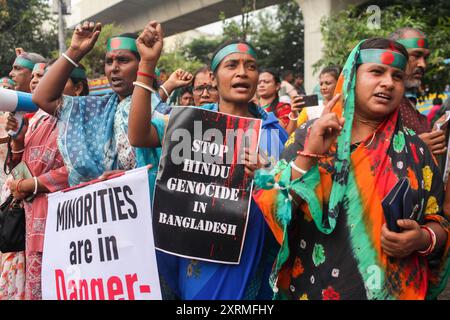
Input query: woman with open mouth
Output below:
<box><xmin>2</xmin><ymin>60</ymin><xmax>90</xmax><ymax>300</ymax></box>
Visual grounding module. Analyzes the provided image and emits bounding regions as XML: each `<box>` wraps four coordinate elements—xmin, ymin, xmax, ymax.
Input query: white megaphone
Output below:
<box><xmin>0</xmin><ymin>87</ymin><xmax>38</xmax><ymax>138</ymax></box>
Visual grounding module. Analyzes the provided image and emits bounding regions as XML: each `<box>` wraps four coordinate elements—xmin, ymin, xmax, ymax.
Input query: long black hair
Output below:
<box><xmin>320</xmin><ymin>66</ymin><xmax>341</xmax><ymax>81</ymax></box>
<box><xmin>70</xmin><ymin>63</ymin><xmax>90</xmax><ymax>96</ymax></box>
<box><xmin>258</xmin><ymin>68</ymin><xmax>284</xmax><ymax>116</ymax></box>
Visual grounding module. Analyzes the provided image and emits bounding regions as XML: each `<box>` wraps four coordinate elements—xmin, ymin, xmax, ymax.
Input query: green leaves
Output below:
<box><xmin>0</xmin><ymin>0</ymin><xmax>57</xmax><ymax>76</ymax></box>
<box><xmin>157</xmin><ymin>52</ymin><xmax>203</xmax><ymax>75</ymax></box>
<box><xmin>220</xmin><ymin>0</ymin><xmax>305</xmax><ymax>72</ymax></box>
<box><xmin>160</xmin><ymin>0</ymin><xmax>305</xmax><ymax>75</ymax></box>
<box><xmin>315</xmin><ymin>1</ymin><xmax>450</xmax><ymax>93</ymax></box>
<box><xmin>184</xmin><ymin>37</ymin><xmax>222</xmax><ymax>65</ymax></box>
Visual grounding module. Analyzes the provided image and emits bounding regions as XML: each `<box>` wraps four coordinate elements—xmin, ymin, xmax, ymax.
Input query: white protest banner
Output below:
<box><xmin>437</xmin><ymin>111</ymin><xmax>450</xmax><ymax>182</ymax></box>
<box><xmin>42</xmin><ymin>166</ymin><xmax>161</xmax><ymax>300</ymax></box>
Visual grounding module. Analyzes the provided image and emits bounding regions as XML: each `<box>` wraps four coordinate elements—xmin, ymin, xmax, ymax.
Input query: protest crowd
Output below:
<box><xmin>0</xmin><ymin>15</ymin><xmax>448</xmax><ymax>301</ymax></box>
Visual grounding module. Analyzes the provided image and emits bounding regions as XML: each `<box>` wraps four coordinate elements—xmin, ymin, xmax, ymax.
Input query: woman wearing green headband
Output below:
<box><xmin>33</xmin><ymin>22</ymin><xmax>191</xmax><ymax>187</ymax></box>
<box><xmin>252</xmin><ymin>38</ymin><xmax>449</xmax><ymax>300</ymax></box>
<box><xmin>128</xmin><ymin>21</ymin><xmax>288</xmax><ymax>300</ymax></box>
<box><xmin>9</xmin><ymin>52</ymin><xmax>46</xmax><ymax>93</ymax></box>
<box><xmin>66</xmin><ymin>65</ymin><xmax>90</xmax><ymax>97</ymax></box>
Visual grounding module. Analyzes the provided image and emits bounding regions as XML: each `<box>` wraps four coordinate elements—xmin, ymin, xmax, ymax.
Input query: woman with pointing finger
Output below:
<box><xmin>253</xmin><ymin>38</ymin><xmax>449</xmax><ymax>300</ymax></box>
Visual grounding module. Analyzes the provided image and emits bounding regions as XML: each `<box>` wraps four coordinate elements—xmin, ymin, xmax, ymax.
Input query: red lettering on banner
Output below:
<box><xmin>53</xmin><ymin>269</ymin><xmax>150</xmax><ymax>300</ymax></box>
<box><xmin>79</xmin><ymin>279</ymin><xmax>89</xmax><ymax>299</ymax></box>
<box><xmin>107</xmin><ymin>276</ymin><xmax>124</xmax><ymax>300</ymax></box>
<box><xmin>91</xmin><ymin>278</ymin><xmax>105</xmax><ymax>300</ymax></box>
<box><xmin>140</xmin><ymin>285</ymin><xmax>151</xmax><ymax>293</ymax></box>
<box><xmin>55</xmin><ymin>269</ymin><xmax>67</xmax><ymax>300</ymax></box>
<box><xmin>125</xmin><ymin>273</ymin><xmax>138</xmax><ymax>300</ymax></box>
<box><xmin>68</xmin><ymin>279</ymin><xmax>77</xmax><ymax>300</ymax></box>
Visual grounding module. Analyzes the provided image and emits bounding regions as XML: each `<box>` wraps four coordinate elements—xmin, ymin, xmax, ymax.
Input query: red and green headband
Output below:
<box><xmin>14</xmin><ymin>56</ymin><xmax>35</xmax><ymax>70</ymax></box>
<box><xmin>357</xmin><ymin>49</ymin><xmax>407</xmax><ymax>71</ymax></box>
<box><xmin>32</xmin><ymin>63</ymin><xmax>46</xmax><ymax>75</ymax></box>
<box><xmin>107</xmin><ymin>37</ymin><xmax>138</xmax><ymax>53</ymax></box>
<box><xmin>396</xmin><ymin>37</ymin><xmax>428</xmax><ymax>49</ymax></box>
<box><xmin>211</xmin><ymin>43</ymin><xmax>257</xmax><ymax>72</ymax></box>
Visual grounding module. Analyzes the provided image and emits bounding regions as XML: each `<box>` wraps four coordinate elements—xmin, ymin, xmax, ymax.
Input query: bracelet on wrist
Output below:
<box><xmin>11</xmin><ymin>148</ymin><xmax>25</xmax><ymax>154</ymax></box>
<box><xmin>288</xmin><ymin>112</ymin><xmax>299</xmax><ymax>121</ymax></box>
<box><xmin>62</xmin><ymin>52</ymin><xmax>79</xmax><ymax>68</ymax></box>
<box><xmin>133</xmin><ymin>81</ymin><xmax>156</xmax><ymax>93</ymax></box>
<box><xmin>290</xmin><ymin>161</ymin><xmax>307</xmax><ymax>175</ymax></box>
<box><xmin>160</xmin><ymin>84</ymin><xmax>169</xmax><ymax>98</ymax></box>
<box><xmin>417</xmin><ymin>225</ymin><xmax>437</xmax><ymax>256</ymax></box>
<box><xmin>16</xmin><ymin>178</ymin><xmax>26</xmax><ymax>195</ymax></box>
<box><xmin>33</xmin><ymin>176</ymin><xmax>39</xmax><ymax>196</ymax></box>
<box><xmin>137</xmin><ymin>71</ymin><xmax>157</xmax><ymax>80</ymax></box>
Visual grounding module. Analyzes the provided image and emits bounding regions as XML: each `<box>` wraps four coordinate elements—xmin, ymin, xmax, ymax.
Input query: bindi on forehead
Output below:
<box><xmin>194</xmin><ymin>73</ymin><xmax>212</xmax><ymax>86</ymax></box>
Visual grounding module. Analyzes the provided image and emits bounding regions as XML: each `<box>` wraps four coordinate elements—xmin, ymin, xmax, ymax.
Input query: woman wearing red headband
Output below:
<box><xmin>32</xmin><ymin>23</ymin><xmax>190</xmax><ymax>188</ymax></box>
<box><xmin>253</xmin><ymin>38</ymin><xmax>449</xmax><ymax>300</ymax></box>
<box><xmin>128</xmin><ymin>21</ymin><xmax>288</xmax><ymax>300</ymax></box>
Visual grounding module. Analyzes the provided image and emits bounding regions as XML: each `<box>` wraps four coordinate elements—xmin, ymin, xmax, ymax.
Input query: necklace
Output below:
<box><xmin>353</xmin><ymin>131</ymin><xmax>376</xmax><ymax>148</ymax></box>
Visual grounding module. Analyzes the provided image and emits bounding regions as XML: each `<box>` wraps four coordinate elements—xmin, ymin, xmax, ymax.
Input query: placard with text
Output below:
<box><xmin>153</xmin><ymin>106</ymin><xmax>261</xmax><ymax>264</ymax></box>
<box><xmin>42</xmin><ymin>166</ymin><xmax>161</xmax><ymax>300</ymax></box>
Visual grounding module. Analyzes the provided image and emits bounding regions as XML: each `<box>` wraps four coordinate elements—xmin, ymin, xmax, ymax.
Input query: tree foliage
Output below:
<box><xmin>0</xmin><ymin>0</ymin><xmax>58</xmax><ymax>76</ymax></box>
<box><xmin>145</xmin><ymin>1</ymin><xmax>305</xmax><ymax>75</ymax></box>
<box><xmin>157</xmin><ymin>51</ymin><xmax>203</xmax><ymax>75</ymax></box>
<box><xmin>183</xmin><ymin>37</ymin><xmax>222</xmax><ymax>65</ymax></box>
<box><xmin>316</xmin><ymin>1</ymin><xmax>450</xmax><ymax>92</ymax></box>
<box><xmin>251</xmin><ymin>1</ymin><xmax>304</xmax><ymax>72</ymax></box>
<box><xmin>181</xmin><ymin>0</ymin><xmax>305</xmax><ymax>74</ymax></box>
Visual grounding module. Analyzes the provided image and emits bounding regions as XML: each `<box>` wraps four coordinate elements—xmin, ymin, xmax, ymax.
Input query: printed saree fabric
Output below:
<box><xmin>398</xmin><ymin>97</ymin><xmax>430</xmax><ymax>135</ymax></box>
<box><xmin>253</xmin><ymin>42</ymin><xmax>449</xmax><ymax>300</ymax></box>
<box><xmin>139</xmin><ymin>103</ymin><xmax>288</xmax><ymax>300</ymax></box>
<box><xmin>58</xmin><ymin>93</ymin><xmax>167</xmax><ymax>186</ymax></box>
<box><xmin>57</xmin><ymin>94</ymin><xmax>132</xmax><ymax>186</ymax></box>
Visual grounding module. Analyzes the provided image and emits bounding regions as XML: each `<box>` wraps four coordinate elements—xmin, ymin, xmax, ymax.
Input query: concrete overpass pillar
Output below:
<box><xmin>296</xmin><ymin>0</ymin><xmax>366</xmax><ymax>94</ymax></box>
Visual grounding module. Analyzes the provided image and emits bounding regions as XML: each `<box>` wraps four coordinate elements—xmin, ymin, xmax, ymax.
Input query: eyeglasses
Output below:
<box><xmin>193</xmin><ymin>85</ymin><xmax>218</xmax><ymax>95</ymax></box>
